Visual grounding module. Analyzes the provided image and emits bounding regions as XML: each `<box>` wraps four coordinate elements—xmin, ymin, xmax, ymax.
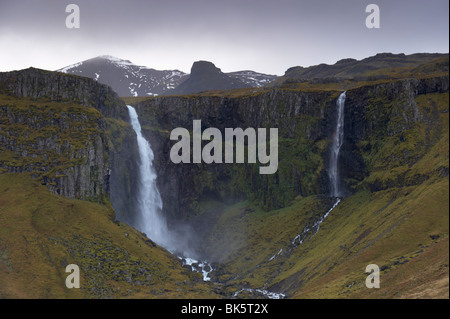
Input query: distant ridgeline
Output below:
<box><xmin>57</xmin><ymin>56</ymin><xmax>279</xmax><ymax>97</ymax></box>
<box><xmin>272</xmin><ymin>52</ymin><xmax>449</xmax><ymax>85</ymax></box>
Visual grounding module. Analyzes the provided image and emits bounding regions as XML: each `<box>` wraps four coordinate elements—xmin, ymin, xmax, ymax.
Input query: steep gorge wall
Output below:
<box><xmin>0</xmin><ymin>68</ymin><xmax>126</xmax><ymax>119</ymax></box>
<box><xmin>134</xmin><ymin>75</ymin><xmax>449</xmax><ymax>221</ymax></box>
<box><xmin>1</xmin><ymin>67</ymin><xmax>446</xmax><ymax>229</ymax></box>
<box><xmin>343</xmin><ymin>75</ymin><xmax>449</xmax><ymax>191</ymax></box>
<box><xmin>0</xmin><ymin>102</ymin><xmax>110</xmax><ymax>202</ymax></box>
<box><xmin>133</xmin><ymin>89</ymin><xmax>340</xmax><ymax>220</ymax></box>
<box><xmin>0</xmin><ymin>68</ymin><xmax>137</xmax><ymax>205</ymax></box>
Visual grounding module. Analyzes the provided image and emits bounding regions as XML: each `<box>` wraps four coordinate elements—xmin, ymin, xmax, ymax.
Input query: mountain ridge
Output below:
<box><xmin>57</xmin><ymin>55</ymin><xmax>188</xmax><ymax>97</ymax></box>
<box><xmin>58</xmin><ymin>56</ymin><xmax>278</xmax><ymax>97</ymax></box>
<box><xmin>274</xmin><ymin>52</ymin><xmax>449</xmax><ymax>85</ymax></box>
<box><xmin>171</xmin><ymin>60</ymin><xmax>251</xmax><ymax>95</ymax></box>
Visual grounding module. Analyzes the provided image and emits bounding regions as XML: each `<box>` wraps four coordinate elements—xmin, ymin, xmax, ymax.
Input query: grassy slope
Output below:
<box><xmin>0</xmin><ymin>173</ymin><xmax>219</xmax><ymax>298</ymax></box>
<box><xmin>200</xmin><ymin>172</ymin><xmax>448</xmax><ymax>299</ymax></box>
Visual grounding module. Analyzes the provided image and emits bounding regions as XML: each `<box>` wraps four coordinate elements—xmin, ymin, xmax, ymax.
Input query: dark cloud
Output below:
<box><xmin>0</xmin><ymin>0</ymin><xmax>448</xmax><ymax>74</ymax></box>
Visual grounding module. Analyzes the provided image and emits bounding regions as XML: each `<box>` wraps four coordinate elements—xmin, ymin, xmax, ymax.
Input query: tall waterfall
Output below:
<box><xmin>329</xmin><ymin>92</ymin><xmax>346</xmax><ymax>198</ymax></box>
<box><xmin>126</xmin><ymin>105</ymin><xmax>208</xmax><ymax>275</ymax></box>
<box><xmin>127</xmin><ymin>105</ymin><xmax>207</xmax><ymax>270</ymax></box>
<box><xmin>126</xmin><ymin>105</ymin><xmax>171</xmax><ymax>248</ymax></box>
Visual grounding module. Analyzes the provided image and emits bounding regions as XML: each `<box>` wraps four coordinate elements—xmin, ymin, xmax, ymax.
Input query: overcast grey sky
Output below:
<box><xmin>0</xmin><ymin>0</ymin><xmax>448</xmax><ymax>75</ymax></box>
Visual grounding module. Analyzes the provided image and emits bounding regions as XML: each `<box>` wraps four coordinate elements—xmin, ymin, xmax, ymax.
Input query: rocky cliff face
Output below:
<box><xmin>0</xmin><ymin>68</ymin><xmax>128</xmax><ymax>120</ymax></box>
<box><xmin>0</xmin><ymin>102</ymin><xmax>109</xmax><ymax>202</ymax></box>
<box><xmin>343</xmin><ymin>75</ymin><xmax>449</xmax><ymax>191</ymax></box>
<box><xmin>133</xmin><ymin>89</ymin><xmax>339</xmax><ymax>220</ymax></box>
<box><xmin>132</xmin><ymin>74</ymin><xmax>449</xmax><ymax>221</ymax></box>
<box><xmin>106</xmin><ymin>117</ymin><xmax>141</xmax><ymax>225</ymax></box>
<box><xmin>0</xmin><ymin>68</ymin><xmax>135</xmax><ymax>204</ymax></box>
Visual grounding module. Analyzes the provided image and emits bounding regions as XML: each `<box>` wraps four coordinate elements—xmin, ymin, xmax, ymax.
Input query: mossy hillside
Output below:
<box><xmin>198</xmin><ymin>175</ymin><xmax>448</xmax><ymax>299</ymax></box>
<box><xmin>0</xmin><ymin>94</ymin><xmax>109</xmax><ymax>202</ymax></box>
<box><xmin>352</xmin><ymin>55</ymin><xmax>448</xmax><ymax>81</ymax></box>
<box><xmin>286</xmin><ymin>177</ymin><xmax>449</xmax><ymax>299</ymax></box>
<box><xmin>273</xmin><ymin>54</ymin><xmax>448</xmax><ymax>87</ymax></box>
<box><xmin>0</xmin><ymin>173</ymin><xmax>219</xmax><ymax>298</ymax></box>
<box><xmin>353</xmin><ymin>91</ymin><xmax>449</xmax><ymax>192</ymax></box>
<box><xmin>198</xmin><ymin>195</ymin><xmax>334</xmax><ymax>266</ymax></box>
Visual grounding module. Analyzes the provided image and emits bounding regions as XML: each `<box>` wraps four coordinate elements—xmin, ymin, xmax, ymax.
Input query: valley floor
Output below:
<box><xmin>189</xmin><ymin>177</ymin><xmax>449</xmax><ymax>299</ymax></box>
<box><xmin>0</xmin><ymin>174</ymin><xmax>448</xmax><ymax>299</ymax></box>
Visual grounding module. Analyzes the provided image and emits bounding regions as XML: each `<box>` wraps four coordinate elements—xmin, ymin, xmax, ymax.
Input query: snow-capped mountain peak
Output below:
<box><xmin>57</xmin><ymin>56</ymin><xmax>188</xmax><ymax>97</ymax></box>
<box><xmin>57</xmin><ymin>56</ymin><xmax>278</xmax><ymax>97</ymax></box>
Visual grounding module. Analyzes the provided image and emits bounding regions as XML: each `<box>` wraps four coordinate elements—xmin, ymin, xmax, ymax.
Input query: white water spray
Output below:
<box><xmin>329</xmin><ymin>92</ymin><xmax>346</xmax><ymax>198</ymax></box>
<box><xmin>127</xmin><ymin>105</ymin><xmax>214</xmax><ymax>280</ymax></box>
<box><xmin>290</xmin><ymin>198</ymin><xmax>341</xmax><ymax>247</ymax></box>
<box><xmin>126</xmin><ymin>105</ymin><xmax>171</xmax><ymax>248</ymax></box>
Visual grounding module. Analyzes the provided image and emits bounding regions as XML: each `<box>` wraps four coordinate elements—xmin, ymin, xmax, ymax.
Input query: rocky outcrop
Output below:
<box><xmin>0</xmin><ymin>67</ymin><xmax>128</xmax><ymax>120</ymax></box>
<box><xmin>171</xmin><ymin>61</ymin><xmax>250</xmax><ymax>95</ymax></box>
<box><xmin>341</xmin><ymin>75</ymin><xmax>449</xmax><ymax>191</ymax></box>
<box><xmin>0</xmin><ymin>104</ymin><xmax>110</xmax><ymax>202</ymax></box>
<box><xmin>0</xmin><ymin>68</ymin><xmax>133</xmax><ymax>203</ymax></box>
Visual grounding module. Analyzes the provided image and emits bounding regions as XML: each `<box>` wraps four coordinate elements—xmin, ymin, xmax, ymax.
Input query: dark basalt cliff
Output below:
<box><xmin>343</xmin><ymin>75</ymin><xmax>449</xmax><ymax>191</ymax></box>
<box><xmin>131</xmin><ymin>89</ymin><xmax>337</xmax><ymax>221</ymax></box>
<box><xmin>131</xmin><ymin>75</ymin><xmax>449</xmax><ymax>222</ymax></box>
<box><xmin>0</xmin><ymin>68</ymin><xmax>128</xmax><ymax>119</ymax></box>
<box><xmin>0</xmin><ymin>68</ymin><xmax>136</xmax><ymax>204</ymax></box>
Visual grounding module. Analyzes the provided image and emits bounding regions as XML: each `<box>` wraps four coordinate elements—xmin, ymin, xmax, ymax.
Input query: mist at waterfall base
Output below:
<box><xmin>125</xmin><ymin>105</ymin><xmax>200</xmax><ymax>259</ymax></box>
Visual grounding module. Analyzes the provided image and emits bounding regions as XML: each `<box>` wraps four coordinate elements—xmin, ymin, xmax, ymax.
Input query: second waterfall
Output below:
<box><xmin>329</xmin><ymin>92</ymin><xmax>346</xmax><ymax>198</ymax></box>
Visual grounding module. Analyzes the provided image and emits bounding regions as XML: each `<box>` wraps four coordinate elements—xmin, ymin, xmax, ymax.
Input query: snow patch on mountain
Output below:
<box><xmin>228</xmin><ymin>70</ymin><xmax>278</xmax><ymax>88</ymax></box>
<box><xmin>59</xmin><ymin>61</ymin><xmax>83</xmax><ymax>74</ymax></box>
<box><xmin>57</xmin><ymin>56</ymin><xmax>278</xmax><ymax>97</ymax></box>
